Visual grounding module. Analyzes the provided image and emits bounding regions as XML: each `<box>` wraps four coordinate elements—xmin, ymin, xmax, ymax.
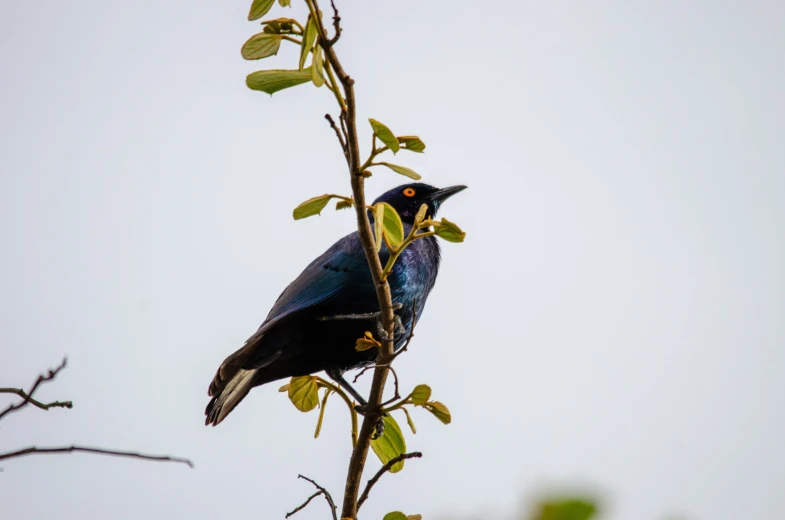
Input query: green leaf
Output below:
<box><xmin>410</xmin><ymin>384</ymin><xmax>431</xmax><ymax>405</ymax></box>
<box><xmin>423</xmin><ymin>401</ymin><xmax>451</xmax><ymax>424</ymax></box>
<box><xmin>383</xmin><ymin>513</ymin><xmax>407</xmax><ymax>520</ymax></box>
<box><xmin>533</xmin><ymin>498</ymin><xmax>598</xmax><ymax>520</ymax></box>
<box><xmin>377</xmin><ymin>202</ymin><xmax>404</xmax><ymax>249</ymax></box>
<box><xmin>371</xmin><ymin>415</ymin><xmax>406</xmax><ymax>472</ymax></box>
<box><xmin>398</xmin><ymin>135</ymin><xmax>426</xmax><ymax>153</ymax></box>
<box><xmin>401</xmin><ymin>407</ymin><xmax>417</xmax><ymax>434</ymax></box>
<box><xmin>247</xmin><ymin>68</ymin><xmax>312</xmax><ymax>95</ymax></box>
<box><xmin>369</xmin><ymin>119</ymin><xmax>400</xmax><ymax>153</ymax></box>
<box><xmin>292</xmin><ymin>194</ymin><xmax>332</xmax><ymax>220</ymax></box>
<box><xmin>376</xmin><ymin>162</ymin><xmax>422</xmax><ymax>180</ymax></box>
<box><xmin>407</xmin><ymin>516</ymin><xmax>423</xmax><ymax>520</ymax></box>
<box><xmin>434</xmin><ymin>217</ymin><xmax>466</xmax><ymax>243</ymax></box>
<box><xmin>311</xmin><ymin>48</ymin><xmax>325</xmax><ymax>87</ymax></box>
<box><xmin>278</xmin><ymin>0</ymin><xmax>291</xmax><ymax>6</ymax></box>
<box><xmin>288</xmin><ymin>376</ymin><xmax>319</xmax><ymax>412</ymax></box>
<box><xmin>355</xmin><ymin>331</ymin><xmax>381</xmax><ymax>352</ymax></box>
<box><xmin>262</xmin><ymin>19</ymin><xmax>296</xmax><ymax>34</ymax></box>
<box><xmin>299</xmin><ymin>15</ymin><xmax>318</xmax><ymax>71</ymax></box>
<box><xmin>374</xmin><ymin>203</ymin><xmax>384</xmax><ymax>252</ymax></box>
<box><xmin>248</xmin><ymin>0</ymin><xmax>275</xmax><ymax>21</ymax></box>
<box><xmin>278</xmin><ymin>383</ymin><xmax>289</xmax><ymax>392</ymax></box>
<box><xmin>314</xmin><ymin>389</ymin><xmax>331</xmax><ymax>438</ymax></box>
<box><xmin>413</xmin><ymin>203</ymin><xmax>428</xmax><ymax>228</ymax></box>
<box><xmin>335</xmin><ymin>199</ymin><xmax>353</xmax><ymax>210</ymax></box>
<box><xmin>241</xmin><ymin>33</ymin><xmax>282</xmax><ymax>60</ymax></box>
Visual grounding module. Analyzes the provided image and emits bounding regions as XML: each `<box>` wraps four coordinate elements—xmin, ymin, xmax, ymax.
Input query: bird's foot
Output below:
<box><xmin>353</xmin><ymin>404</ymin><xmax>387</xmax><ymax>440</ymax></box>
<box><xmin>376</xmin><ymin>314</ymin><xmax>405</xmax><ymax>342</ymax></box>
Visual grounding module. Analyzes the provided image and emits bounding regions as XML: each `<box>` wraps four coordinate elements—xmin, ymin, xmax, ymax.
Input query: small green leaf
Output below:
<box><xmin>401</xmin><ymin>407</ymin><xmax>417</xmax><ymax>434</ymax></box>
<box><xmin>314</xmin><ymin>389</ymin><xmax>331</xmax><ymax>438</ymax></box>
<box><xmin>241</xmin><ymin>33</ymin><xmax>282</xmax><ymax>60</ymax></box>
<box><xmin>423</xmin><ymin>401</ymin><xmax>451</xmax><ymax>424</ymax></box>
<box><xmin>378</xmin><ymin>202</ymin><xmax>404</xmax><ymax>249</ymax></box>
<box><xmin>534</xmin><ymin>498</ymin><xmax>598</xmax><ymax>520</ymax></box>
<box><xmin>407</xmin><ymin>516</ymin><xmax>423</xmax><ymax>520</ymax></box>
<box><xmin>293</xmin><ymin>194</ymin><xmax>332</xmax><ymax>220</ymax></box>
<box><xmin>383</xmin><ymin>513</ymin><xmax>407</xmax><ymax>520</ymax></box>
<box><xmin>261</xmin><ymin>19</ymin><xmax>296</xmax><ymax>34</ymax></box>
<box><xmin>374</xmin><ymin>203</ymin><xmax>384</xmax><ymax>252</ymax></box>
<box><xmin>371</xmin><ymin>415</ymin><xmax>406</xmax><ymax>472</ymax></box>
<box><xmin>434</xmin><ymin>217</ymin><xmax>466</xmax><ymax>243</ymax></box>
<box><xmin>369</xmin><ymin>119</ymin><xmax>400</xmax><ymax>153</ymax></box>
<box><xmin>288</xmin><ymin>376</ymin><xmax>319</xmax><ymax>412</ymax></box>
<box><xmin>413</xmin><ymin>203</ymin><xmax>429</xmax><ymax>228</ymax></box>
<box><xmin>335</xmin><ymin>199</ymin><xmax>353</xmax><ymax>210</ymax></box>
<box><xmin>248</xmin><ymin>0</ymin><xmax>275</xmax><ymax>21</ymax></box>
<box><xmin>376</xmin><ymin>162</ymin><xmax>422</xmax><ymax>180</ymax></box>
<box><xmin>398</xmin><ymin>136</ymin><xmax>426</xmax><ymax>153</ymax></box>
<box><xmin>247</xmin><ymin>68</ymin><xmax>312</xmax><ymax>95</ymax></box>
<box><xmin>355</xmin><ymin>331</ymin><xmax>381</xmax><ymax>351</ymax></box>
<box><xmin>410</xmin><ymin>384</ymin><xmax>431</xmax><ymax>405</ymax></box>
<box><xmin>278</xmin><ymin>384</ymin><xmax>289</xmax><ymax>392</ymax></box>
<box><xmin>299</xmin><ymin>15</ymin><xmax>318</xmax><ymax>71</ymax></box>
<box><xmin>311</xmin><ymin>48</ymin><xmax>325</xmax><ymax>87</ymax></box>
<box><xmin>278</xmin><ymin>0</ymin><xmax>291</xmax><ymax>6</ymax></box>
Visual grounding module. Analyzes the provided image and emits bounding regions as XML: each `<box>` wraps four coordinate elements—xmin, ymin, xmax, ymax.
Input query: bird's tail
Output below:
<box><xmin>205</xmin><ymin>368</ymin><xmax>258</xmax><ymax>426</ymax></box>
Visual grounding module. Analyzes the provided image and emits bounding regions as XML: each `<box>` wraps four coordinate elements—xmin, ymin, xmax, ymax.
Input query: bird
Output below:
<box><xmin>205</xmin><ymin>182</ymin><xmax>466</xmax><ymax>426</ymax></box>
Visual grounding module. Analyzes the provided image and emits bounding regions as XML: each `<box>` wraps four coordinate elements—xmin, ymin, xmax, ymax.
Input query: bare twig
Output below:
<box><xmin>285</xmin><ymin>491</ymin><xmax>321</xmax><ymax>518</ymax></box>
<box><xmin>291</xmin><ymin>474</ymin><xmax>338</xmax><ymax>520</ymax></box>
<box><xmin>0</xmin><ymin>358</ymin><xmax>69</xmax><ymax>421</ymax></box>
<box><xmin>325</xmin><ymin>114</ymin><xmax>348</xmax><ymax>158</ymax></box>
<box><xmin>0</xmin><ymin>388</ymin><xmax>72</xmax><ymax>413</ymax></box>
<box><xmin>0</xmin><ymin>445</ymin><xmax>193</xmax><ymax>468</ymax></box>
<box><xmin>356</xmin><ymin>452</ymin><xmax>423</xmax><ymax>510</ymax></box>
<box><xmin>325</xmin><ymin>0</ymin><xmax>342</xmax><ymax>47</ymax></box>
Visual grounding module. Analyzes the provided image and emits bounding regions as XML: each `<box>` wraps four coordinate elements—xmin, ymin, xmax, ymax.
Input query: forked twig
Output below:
<box><xmin>357</xmin><ymin>452</ymin><xmax>423</xmax><ymax>510</ymax></box>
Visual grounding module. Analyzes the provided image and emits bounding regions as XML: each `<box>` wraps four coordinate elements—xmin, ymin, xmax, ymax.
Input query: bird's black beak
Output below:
<box><xmin>428</xmin><ymin>185</ymin><xmax>468</xmax><ymax>204</ymax></box>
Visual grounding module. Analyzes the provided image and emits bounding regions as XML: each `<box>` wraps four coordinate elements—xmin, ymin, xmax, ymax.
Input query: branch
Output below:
<box><xmin>0</xmin><ymin>357</ymin><xmax>69</xmax><ymax>421</ymax></box>
<box><xmin>0</xmin><ymin>445</ymin><xmax>193</xmax><ymax>468</ymax></box>
<box><xmin>0</xmin><ymin>388</ymin><xmax>72</xmax><ymax>413</ymax></box>
<box><xmin>326</xmin><ymin>0</ymin><xmax>342</xmax><ymax>46</ymax></box>
<box><xmin>356</xmin><ymin>452</ymin><xmax>423</xmax><ymax>510</ymax></box>
<box><xmin>287</xmin><ymin>474</ymin><xmax>338</xmax><ymax>520</ymax></box>
<box><xmin>286</xmin><ymin>492</ymin><xmax>321</xmax><ymax>518</ymax></box>
<box><xmin>307</xmin><ymin>0</ymin><xmax>400</xmax><ymax>518</ymax></box>
<box><xmin>325</xmin><ymin>113</ymin><xmax>348</xmax><ymax>158</ymax></box>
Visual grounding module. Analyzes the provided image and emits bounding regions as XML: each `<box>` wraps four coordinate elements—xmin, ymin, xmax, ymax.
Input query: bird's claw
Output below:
<box><xmin>376</xmin><ymin>314</ymin><xmax>405</xmax><ymax>342</ymax></box>
<box><xmin>353</xmin><ymin>404</ymin><xmax>387</xmax><ymax>439</ymax></box>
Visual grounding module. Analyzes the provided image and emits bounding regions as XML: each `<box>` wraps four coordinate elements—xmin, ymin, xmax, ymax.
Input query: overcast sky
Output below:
<box><xmin>1</xmin><ymin>1</ymin><xmax>784</xmax><ymax>519</ymax></box>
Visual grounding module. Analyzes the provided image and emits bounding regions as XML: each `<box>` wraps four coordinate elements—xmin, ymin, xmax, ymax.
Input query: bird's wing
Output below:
<box><xmin>208</xmin><ymin>232</ymin><xmax>380</xmax><ymax>398</ymax></box>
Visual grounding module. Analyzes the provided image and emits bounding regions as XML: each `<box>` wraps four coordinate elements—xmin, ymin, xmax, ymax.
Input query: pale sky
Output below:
<box><xmin>1</xmin><ymin>1</ymin><xmax>784</xmax><ymax>519</ymax></box>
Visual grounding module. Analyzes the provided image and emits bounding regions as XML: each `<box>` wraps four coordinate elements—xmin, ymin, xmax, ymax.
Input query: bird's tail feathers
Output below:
<box><xmin>205</xmin><ymin>368</ymin><xmax>257</xmax><ymax>426</ymax></box>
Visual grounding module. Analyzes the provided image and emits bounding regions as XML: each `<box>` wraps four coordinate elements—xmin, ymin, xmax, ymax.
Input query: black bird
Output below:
<box><xmin>205</xmin><ymin>182</ymin><xmax>466</xmax><ymax>426</ymax></box>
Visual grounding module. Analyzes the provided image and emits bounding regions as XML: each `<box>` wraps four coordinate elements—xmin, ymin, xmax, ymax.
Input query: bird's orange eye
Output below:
<box><xmin>403</xmin><ymin>188</ymin><xmax>416</xmax><ymax>197</ymax></box>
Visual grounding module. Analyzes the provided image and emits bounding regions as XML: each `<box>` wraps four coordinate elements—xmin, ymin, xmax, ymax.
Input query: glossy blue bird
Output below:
<box><xmin>205</xmin><ymin>182</ymin><xmax>466</xmax><ymax>426</ymax></box>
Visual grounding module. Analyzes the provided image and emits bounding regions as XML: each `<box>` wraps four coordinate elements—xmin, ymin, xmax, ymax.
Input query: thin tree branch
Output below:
<box><xmin>325</xmin><ymin>113</ymin><xmax>348</xmax><ymax>158</ymax></box>
<box><xmin>0</xmin><ymin>358</ymin><xmax>69</xmax><ymax>421</ymax></box>
<box><xmin>0</xmin><ymin>445</ymin><xmax>193</xmax><ymax>468</ymax></box>
<box><xmin>285</xmin><ymin>491</ymin><xmax>321</xmax><ymax>518</ymax></box>
<box><xmin>322</xmin><ymin>0</ymin><xmax>341</xmax><ymax>46</ymax></box>
<box><xmin>290</xmin><ymin>474</ymin><xmax>338</xmax><ymax>520</ymax></box>
<box><xmin>306</xmin><ymin>0</ymin><xmax>399</xmax><ymax>517</ymax></box>
<box><xmin>356</xmin><ymin>452</ymin><xmax>423</xmax><ymax>510</ymax></box>
<box><xmin>0</xmin><ymin>388</ymin><xmax>72</xmax><ymax>413</ymax></box>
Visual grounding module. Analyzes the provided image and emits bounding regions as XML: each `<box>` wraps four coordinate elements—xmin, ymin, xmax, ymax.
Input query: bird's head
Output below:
<box><xmin>372</xmin><ymin>183</ymin><xmax>467</xmax><ymax>224</ymax></box>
